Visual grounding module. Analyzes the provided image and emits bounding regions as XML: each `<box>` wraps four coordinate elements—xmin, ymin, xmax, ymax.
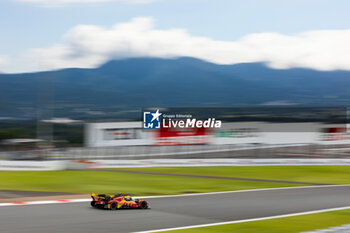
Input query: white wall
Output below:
<box><xmin>85</xmin><ymin>121</ymin><xmax>349</xmax><ymax>147</ymax></box>
<box><xmin>85</xmin><ymin>122</ymin><xmax>152</xmax><ymax>147</ymax></box>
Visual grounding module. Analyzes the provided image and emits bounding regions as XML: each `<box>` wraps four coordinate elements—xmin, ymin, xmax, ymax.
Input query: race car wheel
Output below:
<box><xmin>90</xmin><ymin>201</ymin><xmax>96</xmax><ymax>207</ymax></box>
<box><xmin>110</xmin><ymin>202</ymin><xmax>117</xmax><ymax>210</ymax></box>
<box><xmin>139</xmin><ymin>201</ymin><xmax>148</xmax><ymax>209</ymax></box>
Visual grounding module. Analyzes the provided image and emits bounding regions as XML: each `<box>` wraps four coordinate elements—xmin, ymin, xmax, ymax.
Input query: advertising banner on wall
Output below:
<box><xmin>85</xmin><ymin>122</ymin><xmax>151</xmax><ymax>147</ymax></box>
<box><xmin>85</xmin><ymin>107</ymin><xmax>347</xmax><ymax>147</ymax></box>
<box><xmin>153</xmin><ymin>126</ymin><xmax>211</xmax><ymax>146</ymax></box>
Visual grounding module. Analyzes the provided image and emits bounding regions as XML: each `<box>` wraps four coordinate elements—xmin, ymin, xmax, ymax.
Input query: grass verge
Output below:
<box><xmin>164</xmin><ymin>208</ymin><xmax>350</xmax><ymax>233</ymax></box>
<box><xmin>0</xmin><ymin>170</ymin><xmax>300</xmax><ymax>195</ymax></box>
<box><xmin>114</xmin><ymin>166</ymin><xmax>350</xmax><ymax>185</ymax></box>
<box><xmin>2</xmin><ymin>166</ymin><xmax>350</xmax><ymax>195</ymax></box>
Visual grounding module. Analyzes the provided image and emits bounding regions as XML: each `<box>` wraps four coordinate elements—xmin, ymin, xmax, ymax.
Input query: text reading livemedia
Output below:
<box><xmin>143</xmin><ymin>109</ymin><xmax>222</xmax><ymax>129</ymax></box>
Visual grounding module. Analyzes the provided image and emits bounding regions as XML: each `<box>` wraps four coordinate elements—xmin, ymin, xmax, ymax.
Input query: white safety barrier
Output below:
<box><xmin>91</xmin><ymin>158</ymin><xmax>350</xmax><ymax>168</ymax></box>
<box><xmin>0</xmin><ymin>160</ymin><xmax>66</xmax><ymax>171</ymax></box>
<box><xmin>2</xmin><ymin>158</ymin><xmax>350</xmax><ymax>170</ymax></box>
<box><xmin>0</xmin><ymin>160</ymin><xmax>92</xmax><ymax>171</ymax></box>
<box><xmin>48</xmin><ymin>143</ymin><xmax>307</xmax><ymax>160</ymax></box>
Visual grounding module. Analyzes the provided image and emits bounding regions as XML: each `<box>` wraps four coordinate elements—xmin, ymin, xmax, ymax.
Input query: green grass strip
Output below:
<box><xmin>115</xmin><ymin>166</ymin><xmax>350</xmax><ymax>185</ymax></box>
<box><xmin>164</xmin><ymin>208</ymin><xmax>350</xmax><ymax>233</ymax></box>
<box><xmin>0</xmin><ymin>170</ymin><xmax>300</xmax><ymax>195</ymax></box>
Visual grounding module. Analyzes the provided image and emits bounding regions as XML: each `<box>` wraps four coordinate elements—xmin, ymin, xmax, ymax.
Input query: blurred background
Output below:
<box><xmin>1</xmin><ymin>105</ymin><xmax>349</xmax><ymax>162</ymax></box>
<box><xmin>1</xmin><ymin>0</ymin><xmax>350</xmax><ymax>163</ymax></box>
<box><xmin>2</xmin><ymin>1</ymin><xmax>350</xmax><ymax>232</ymax></box>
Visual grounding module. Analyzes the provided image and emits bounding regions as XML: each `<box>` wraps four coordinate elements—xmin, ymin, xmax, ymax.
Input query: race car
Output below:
<box><xmin>90</xmin><ymin>193</ymin><xmax>150</xmax><ymax>210</ymax></box>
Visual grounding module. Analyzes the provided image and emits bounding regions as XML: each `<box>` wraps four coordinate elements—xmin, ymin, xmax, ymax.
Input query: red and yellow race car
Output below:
<box><xmin>91</xmin><ymin>193</ymin><xmax>150</xmax><ymax>210</ymax></box>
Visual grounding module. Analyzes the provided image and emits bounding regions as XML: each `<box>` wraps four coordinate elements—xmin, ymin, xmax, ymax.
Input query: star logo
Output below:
<box><xmin>150</xmin><ymin>109</ymin><xmax>162</xmax><ymax>122</ymax></box>
<box><xmin>143</xmin><ymin>109</ymin><xmax>162</xmax><ymax>129</ymax></box>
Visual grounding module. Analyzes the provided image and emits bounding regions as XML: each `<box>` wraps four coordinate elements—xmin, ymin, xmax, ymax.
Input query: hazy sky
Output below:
<box><xmin>1</xmin><ymin>0</ymin><xmax>350</xmax><ymax>73</ymax></box>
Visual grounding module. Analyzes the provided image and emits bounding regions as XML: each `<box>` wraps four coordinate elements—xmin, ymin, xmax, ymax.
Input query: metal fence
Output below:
<box><xmin>2</xmin><ymin>143</ymin><xmax>350</xmax><ymax>160</ymax></box>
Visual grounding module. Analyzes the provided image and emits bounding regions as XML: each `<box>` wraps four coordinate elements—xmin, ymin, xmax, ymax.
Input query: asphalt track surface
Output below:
<box><xmin>2</xmin><ymin>186</ymin><xmax>350</xmax><ymax>233</ymax></box>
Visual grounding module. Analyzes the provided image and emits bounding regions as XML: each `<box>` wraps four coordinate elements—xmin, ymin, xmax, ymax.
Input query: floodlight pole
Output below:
<box><xmin>36</xmin><ymin>71</ymin><xmax>54</xmax><ymax>151</ymax></box>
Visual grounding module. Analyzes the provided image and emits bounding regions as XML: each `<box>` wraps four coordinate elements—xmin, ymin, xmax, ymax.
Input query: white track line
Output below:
<box><xmin>1</xmin><ymin>184</ymin><xmax>350</xmax><ymax>207</ymax></box>
<box><xmin>134</xmin><ymin>206</ymin><xmax>350</xmax><ymax>233</ymax></box>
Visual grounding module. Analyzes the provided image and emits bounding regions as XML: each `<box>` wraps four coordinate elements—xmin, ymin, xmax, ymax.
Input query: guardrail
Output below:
<box><xmin>2</xmin><ymin>158</ymin><xmax>350</xmax><ymax>170</ymax></box>
<box><xmin>46</xmin><ymin>143</ymin><xmax>308</xmax><ymax>160</ymax></box>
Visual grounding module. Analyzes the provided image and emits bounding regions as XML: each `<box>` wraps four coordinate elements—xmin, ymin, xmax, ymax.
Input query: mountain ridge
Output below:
<box><xmin>0</xmin><ymin>57</ymin><xmax>349</xmax><ymax>118</ymax></box>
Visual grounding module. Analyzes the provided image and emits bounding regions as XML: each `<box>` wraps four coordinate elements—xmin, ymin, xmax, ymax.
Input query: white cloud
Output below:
<box><xmin>16</xmin><ymin>0</ymin><xmax>155</xmax><ymax>7</ymax></box>
<box><xmin>0</xmin><ymin>56</ymin><xmax>9</xmax><ymax>68</ymax></box>
<box><xmin>11</xmin><ymin>17</ymin><xmax>350</xmax><ymax>72</ymax></box>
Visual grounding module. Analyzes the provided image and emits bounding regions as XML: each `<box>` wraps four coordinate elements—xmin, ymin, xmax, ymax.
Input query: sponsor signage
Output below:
<box><xmin>143</xmin><ymin>108</ymin><xmax>222</xmax><ymax>130</ymax></box>
<box><xmin>143</xmin><ymin>108</ymin><xmax>222</xmax><ymax>145</ymax></box>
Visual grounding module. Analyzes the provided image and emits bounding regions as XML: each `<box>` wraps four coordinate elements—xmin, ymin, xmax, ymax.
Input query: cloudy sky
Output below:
<box><xmin>1</xmin><ymin>0</ymin><xmax>350</xmax><ymax>73</ymax></box>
